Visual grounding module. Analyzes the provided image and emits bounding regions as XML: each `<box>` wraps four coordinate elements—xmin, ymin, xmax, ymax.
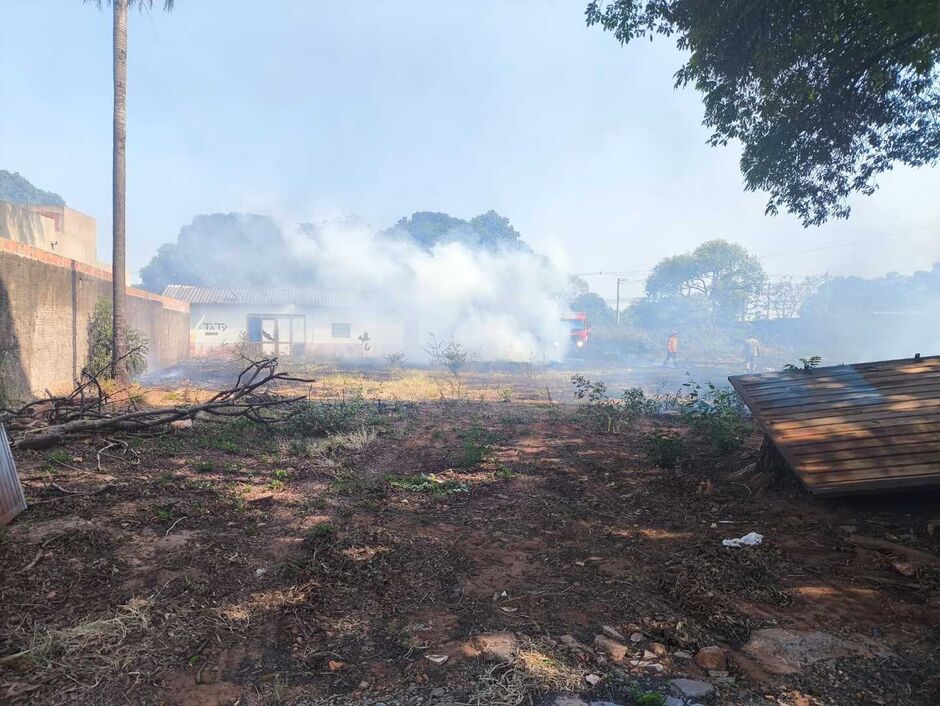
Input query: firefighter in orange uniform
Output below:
<box><xmin>663</xmin><ymin>331</ymin><xmax>679</xmax><ymax>368</ymax></box>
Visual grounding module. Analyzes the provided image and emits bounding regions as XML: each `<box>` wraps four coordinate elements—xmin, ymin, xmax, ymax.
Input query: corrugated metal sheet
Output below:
<box><xmin>729</xmin><ymin>355</ymin><xmax>940</xmax><ymax>495</ymax></box>
<box><xmin>161</xmin><ymin>285</ymin><xmax>356</xmax><ymax>307</ymax></box>
<box><xmin>0</xmin><ymin>424</ymin><xmax>27</xmax><ymax>525</ymax></box>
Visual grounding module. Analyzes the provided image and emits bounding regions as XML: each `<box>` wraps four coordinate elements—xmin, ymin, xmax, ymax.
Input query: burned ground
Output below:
<box><xmin>1</xmin><ymin>369</ymin><xmax>938</xmax><ymax>706</ymax></box>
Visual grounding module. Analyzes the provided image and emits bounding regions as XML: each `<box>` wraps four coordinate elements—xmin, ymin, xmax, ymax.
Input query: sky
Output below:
<box><xmin>2</xmin><ymin>0</ymin><xmax>939</xmax><ymax>301</ymax></box>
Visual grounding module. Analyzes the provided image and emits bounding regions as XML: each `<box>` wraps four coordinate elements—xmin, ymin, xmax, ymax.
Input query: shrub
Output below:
<box><xmin>286</xmin><ymin>399</ymin><xmax>366</xmax><ymax>437</ymax></box>
<box><xmin>384</xmin><ymin>351</ymin><xmax>406</xmax><ymax>369</ymax></box>
<box><xmin>455</xmin><ymin>425</ymin><xmax>495</xmax><ymax>468</ymax></box>
<box><xmin>681</xmin><ymin>379</ymin><xmax>751</xmax><ymax>452</ymax></box>
<box><xmin>643</xmin><ymin>431</ymin><xmax>687</xmax><ymax>469</ymax></box>
<box><xmin>571</xmin><ymin>375</ymin><xmax>660</xmax><ymax>432</ymax></box>
<box><xmin>425</xmin><ymin>335</ymin><xmax>470</xmax><ymax>375</ymax></box>
<box><xmin>87</xmin><ymin>298</ymin><xmax>148</xmax><ymax>377</ymax></box>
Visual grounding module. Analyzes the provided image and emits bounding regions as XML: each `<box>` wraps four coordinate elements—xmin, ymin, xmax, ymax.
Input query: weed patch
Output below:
<box><xmin>386</xmin><ymin>473</ymin><xmax>469</xmax><ymax>495</ymax></box>
<box><xmin>643</xmin><ymin>431</ymin><xmax>687</xmax><ymax>469</ymax></box>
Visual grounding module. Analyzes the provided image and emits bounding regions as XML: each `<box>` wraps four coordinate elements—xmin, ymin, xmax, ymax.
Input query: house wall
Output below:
<box><xmin>0</xmin><ymin>202</ymin><xmax>98</xmax><ymax>266</ymax></box>
<box><xmin>189</xmin><ymin>303</ymin><xmax>409</xmax><ymax>359</ymax></box>
<box><xmin>0</xmin><ymin>239</ymin><xmax>189</xmax><ymax>401</ymax></box>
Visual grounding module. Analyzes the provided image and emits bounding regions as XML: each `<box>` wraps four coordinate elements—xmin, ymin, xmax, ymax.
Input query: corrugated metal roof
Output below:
<box><xmin>730</xmin><ymin>355</ymin><xmax>940</xmax><ymax>495</ymax></box>
<box><xmin>161</xmin><ymin>285</ymin><xmax>357</xmax><ymax>307</ymax></box>
<box><xmin>1</xmin><ymin>425</ymin><xmax>27</xmax><ymax>526</ymax></box>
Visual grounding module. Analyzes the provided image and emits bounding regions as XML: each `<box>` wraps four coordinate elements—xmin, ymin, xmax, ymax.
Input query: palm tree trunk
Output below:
<box><xmin>111</xmin><ymin>0</ymin><xmax>129</xmax><ymax>381</ymax></box>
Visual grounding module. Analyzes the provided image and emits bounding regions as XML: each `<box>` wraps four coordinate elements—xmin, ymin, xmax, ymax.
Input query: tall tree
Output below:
<box><xmin>586</xmin><ymin>1</ymin><xmax>940</xmax><ymax>226</ymax></box>
<box><xmin>87</xmin><ymin>0</ymin><xmax>174</xmax><ymax>379</ymax></box>
<box><xmin>645</xmin><ymin>239</ymin><xmax>766</xmax><ymax>324</ymax></box>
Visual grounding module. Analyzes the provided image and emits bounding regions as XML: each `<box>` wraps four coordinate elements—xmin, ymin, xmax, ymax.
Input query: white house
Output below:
<box><xmin>162</xmin><ymin>286</ymin><xmax>413</xmax><ymax>360</ymax></box>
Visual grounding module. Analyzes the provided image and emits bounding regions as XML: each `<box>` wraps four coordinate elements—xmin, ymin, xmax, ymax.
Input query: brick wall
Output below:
<box><xmin>0</xmin><ymin>239</ymin><xmax>189</xmax><ymax>400</ymax></box>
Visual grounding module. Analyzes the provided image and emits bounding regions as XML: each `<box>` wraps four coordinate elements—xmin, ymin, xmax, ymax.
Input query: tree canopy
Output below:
<box><xmin>382</xmin><ymin>210</ymin><xmax>530</xmax><ymax>252</ymax></box>
<box><xmin>642</xmin><ymin>239</ymin><xmax>766</xmax><ymax>324</ymax></box>
<box><xmin>140</xmin><ymin>209</ymin><xmax>534</xmax><ymax>293</ymax></box>
<box><xmin>0</xmin><ymin>170</ymin><xmax>65</xmax><ymax>206</ymax></box>
<box><xmin>140</xmin><ymin>213</ymin><xmax>312</xmax><ymax>293</ymax></box>
<box><xmin>586</xmin><ymin>1</ymin><xmax>940</xmax><ymax>225</ymax></box>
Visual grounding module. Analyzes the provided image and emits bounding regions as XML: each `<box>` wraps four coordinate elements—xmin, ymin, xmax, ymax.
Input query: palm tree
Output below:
<box><xmin>87</xmin><ymin>0</ymin><xmax>174</xmax><ymax>380</ymax></box>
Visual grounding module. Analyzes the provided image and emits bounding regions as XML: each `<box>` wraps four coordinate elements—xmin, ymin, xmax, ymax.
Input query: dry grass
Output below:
<box><xmin>333</xmin><ymin>426</ymin><xmax>378</xmax><ymax>451</ymax></box>
<box><xmin>465</xmin><ymin>637</ymin><xmax>587</xmax><ymax>706</ymax></box>
<box><xmin>2</xmin><ymin>598</ymin><xmax>153</xmax><ymax>688</ymax></box>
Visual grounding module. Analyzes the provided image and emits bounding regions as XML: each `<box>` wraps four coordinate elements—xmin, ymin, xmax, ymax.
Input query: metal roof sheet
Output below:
<box><xmin>730</xmin><ymin>355</ymin><xmax>940</xmax><ymax>495</ymax></box>
<box><xmin>161</xmin><ymin>285</ymin><xmax>357</xmax><ymax>307</ymax></box>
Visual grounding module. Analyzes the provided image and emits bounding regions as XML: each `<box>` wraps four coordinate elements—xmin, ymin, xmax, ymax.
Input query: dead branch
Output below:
<box><xmin>6</xmin><ymin>357</ymin><xmax>313</xmax><ymax>450</ymax></box>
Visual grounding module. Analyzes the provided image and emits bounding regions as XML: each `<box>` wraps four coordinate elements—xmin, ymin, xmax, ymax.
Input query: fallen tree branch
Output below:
<box><xmin>7</xmin><ymin>357</ymin><xmax>313</xmax><ymax>450</ymax></box>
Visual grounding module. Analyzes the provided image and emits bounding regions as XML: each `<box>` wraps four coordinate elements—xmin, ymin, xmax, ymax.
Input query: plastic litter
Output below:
<box><xmin>722</xmin><ymin>531</ymin><xmax>763</xmax><ymax>548</ymax></box>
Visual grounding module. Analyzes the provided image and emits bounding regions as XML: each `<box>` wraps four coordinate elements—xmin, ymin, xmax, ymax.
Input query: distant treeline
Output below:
<box><xmin>139</xmin><ymin>209</ymin><xmax>528</xmax><ymax>293</ymax></box>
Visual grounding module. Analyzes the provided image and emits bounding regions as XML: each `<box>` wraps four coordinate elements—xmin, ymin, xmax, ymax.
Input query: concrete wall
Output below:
<box><xmin>189</xmin><ymin>302</ymin><xmax>409</xmax><ymax>359</ymax></box>
<box><xmin>0</xmin><ymin>201</ymin><xmax>98</xmax><ymax>266</ymax></box>
<box><xmin>0</xmin><ymin>239</ymin><xmax>189</xmax><ymax>400</ymax></box>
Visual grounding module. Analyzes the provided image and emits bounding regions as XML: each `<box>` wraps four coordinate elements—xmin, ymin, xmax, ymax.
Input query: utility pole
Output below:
<box><xmin>616</xmin><ymin>278</ymin><xmax>622</xmax><ymax>325</ymax></box>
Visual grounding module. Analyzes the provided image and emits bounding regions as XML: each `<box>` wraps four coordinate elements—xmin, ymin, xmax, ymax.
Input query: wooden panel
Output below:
<box><xmin>729</xmin><ymin>355</ymin><xmax>940</xmax><ymax>496</ymax></box>
<box><xmin>0</xmin><ymin>425</ymin><xmax>27</xmax><ymax>526</ymax></box>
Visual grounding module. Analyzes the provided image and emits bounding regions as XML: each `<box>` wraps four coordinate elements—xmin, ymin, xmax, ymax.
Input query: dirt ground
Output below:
<box><xmin>1</xmin><ymin>365</ymin><xmax>939</xmax><ymax>706</ymax></box>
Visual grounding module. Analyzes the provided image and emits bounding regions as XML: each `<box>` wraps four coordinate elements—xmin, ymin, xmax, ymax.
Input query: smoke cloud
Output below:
<box><xmin>287</xmin><ymin>219</ymin><xmax>574</xmax><ymax>362</ymax></box>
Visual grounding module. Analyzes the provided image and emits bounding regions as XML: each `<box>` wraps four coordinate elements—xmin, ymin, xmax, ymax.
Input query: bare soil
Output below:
<box><xmin>1</xmin><ymin>370</ymin><xmax>938</xmax><ymax>706</ymax></box>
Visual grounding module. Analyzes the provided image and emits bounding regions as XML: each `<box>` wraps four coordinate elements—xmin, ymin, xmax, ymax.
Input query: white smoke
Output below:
<box><xmin>287</xmin><ymin>220</ymin><xmax>574</xmax><ymax>362</ymax></box>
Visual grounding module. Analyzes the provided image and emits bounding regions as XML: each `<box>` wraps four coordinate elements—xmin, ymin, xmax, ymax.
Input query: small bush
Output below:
<box><xmin>305</xmin><ymin>523</ymin><xmax>335</xmax><ymax>543</ymax></box>
<box><xmin>425</xmin><ymin>335</ymin><xmax>470</xmax><ymax>375</ymax></box>
<box><xmin>783</xmin><ymin>355</ymin><xmax>823</xmax><ymax>371</ymax></box>
<box><xmin>455</xmin><ymin>426</ymin><xmax>495</xmax><ymax>468</ymax></box>
<box><xmin>681</xmin><ymin>379</ymin><xmax>751</xmax><ymax>452</ymax></box>
<box><xmin>644</xmin><ymin>431</ymin><xmax>687</xmax><ymax>469</ymax></box>
<box><xmin>87</xmin><ymin>298</ymin><xmax>148</xmax><ymax>377</ymax></box>
<box><xmin>384</xmin><ymin>351</ymin><xmax>406</xmax><ymax>369</ymax></box>
<box><xmin>286</xmin><ymin>399</ymin><xmax>366</xmax><ymax>437</ymax></box>
<box><xmin>571</xmin><ymin>375</ymin><xmax>660</xmax><ymax>432</ymax></box>
<box><xmin>494</xmin><ymin>465</ymin><xmax>516</xmax><ymax>479</ymax></box>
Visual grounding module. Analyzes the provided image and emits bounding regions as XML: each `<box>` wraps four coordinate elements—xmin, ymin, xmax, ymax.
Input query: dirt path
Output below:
<box><xmin>1</xmin><ymin>399</ymin><xmax>938</xmax><ymax>705</ymax></box>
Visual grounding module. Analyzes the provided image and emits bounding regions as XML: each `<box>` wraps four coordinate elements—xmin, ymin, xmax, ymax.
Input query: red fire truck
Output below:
<box><xmin>564</xmin><ymin>312</ymin><xmax>591</xmax><ymax>348</ymax></box>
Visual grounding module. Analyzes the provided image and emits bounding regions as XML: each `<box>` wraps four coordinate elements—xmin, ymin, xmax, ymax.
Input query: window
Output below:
<box><xmin>331</xmin><ymin>323</ymin><xmax>351</xmax><ymax>338</ymax></box>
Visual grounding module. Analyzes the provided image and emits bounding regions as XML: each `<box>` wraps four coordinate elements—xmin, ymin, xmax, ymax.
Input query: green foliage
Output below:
<box><xmin>644</xmin><ymin>431</ymin><xmax>687</xmax><ymax>469</ymax></box>
<box><xmin>586</xmin><ymin>1</ymin><xmax>940</xmax><ymax>225</ymax></box>
<box><xmin>494</xmin><ymin>464</ymin><xmax>516</xmax><ymax>480</ymax></box>
<box><xmin>42</xmin><ymin>450</ymin><xmax>71</xmax><ymax>472</ymax></box>
<box><xmin>386</xmin><ymin>473</ymin><xmax>470</xmax><ymax>495</ymax></box>
<box><xmin>455</xmin><ymin>426</ymin><xmax>495</xmax><ymax>469</ymax></box>
<box><xmin>643</xmin><ymin>240</ymin><xmax>766</xmax><ymax>327</ymax></box>
<box><xmin>633</xmin><ymin>691</ymin><xmax>667</xmax><ymax>706</ymax></box>
<box><xmin>304</xmin><ymin>523</ymin><xmax>335</xmax><ymax>544</ymax></box>
<box><xmin>286</xmin><ymin>399</ymin><xmax>366</xmax><ymax>437</ymax></box>
<box><xmin>681</xmin><ymin>379</ymin><xmax>751</xmax><ymax>452</ymax></box>
<box><xmin>571</xmin><ymin>375</ymin><xmax>660</xmax><ymax>432</ymax></box>
<box><xmin>382</xmin><ymin>210</ymin><xmax>530</xmax><ymax>253</ymax></box>
<box><xmin>194</xmin><ymin>460</ymin><xmax>215</xmax><ymax>473</ymax></box>
<box><xmin>194</xmin><ymin>418</ymin><xmax>273</xmax><ymax>454</ymax></box>
<box><xmin>0</xmin><ymin>170</ymin><xmax>64</xmax><ymax>206</ymax></box>
<box><xmin>139</xmin><ymin>213</ymin><xmax>308</xmax><ymax>293</ymax></box>
<box><xmin>783</xmin><ymin>356</ymin><xmax>823</xmax><ymax>372</ymax></box>
<box><xmin>87</xmin><ymin>299</ymin><xmax>148</xmax><ymax>377</ymax></box>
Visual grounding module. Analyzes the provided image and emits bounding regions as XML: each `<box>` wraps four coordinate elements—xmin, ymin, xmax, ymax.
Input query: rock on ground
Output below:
<box><xmin>742</xmin><ymin>628</ymin><xmax>872</xmax><ymax>675</ymax></box>
<box><xmin>670</xmin><ymin>678</ymin><xmax>715</xmax><ymax>699</ymax></box>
